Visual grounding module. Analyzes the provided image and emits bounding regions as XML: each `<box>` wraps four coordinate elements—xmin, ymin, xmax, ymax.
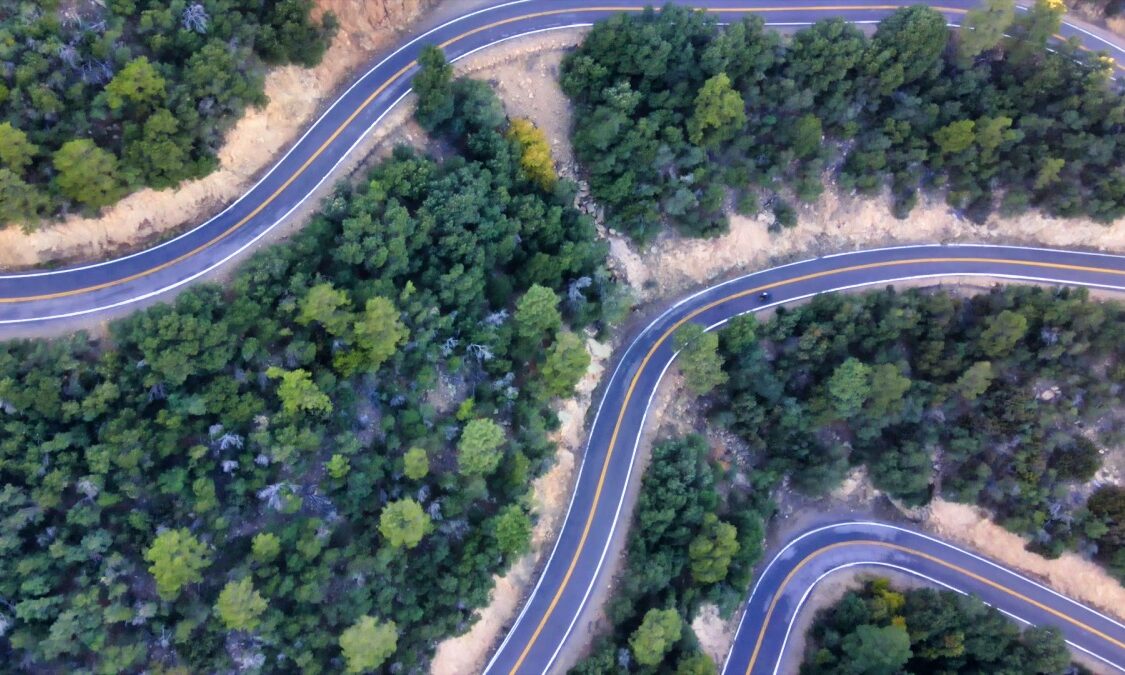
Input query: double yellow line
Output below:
<box><xmin>504</xmin><ymin>256</ymin><xmax>1125</xmax><ymax>673</ymax></box>
<box><xmin>7</xmin><ymin>3</ymin><xmax>1120</xmax><ymax>305</ymax></box>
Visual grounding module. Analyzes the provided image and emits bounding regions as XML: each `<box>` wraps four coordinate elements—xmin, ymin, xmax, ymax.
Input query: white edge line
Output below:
<box><xmin>767</xmin><ymin>561</ymin><xmax>1125</xmax><ymax>675</ymax></box>
<box><xmin>497</xmin><ymin>271</ymin><xmax>1125</xmax><ymax>674</ymax></box>
<box><xmin>5</xmin><ymin>3</ymin><xmax>1121</xmax><ymax>284</ymax></box>
<box><xmin>0</xmin><ymin>25</ymin><xmax>593</xmax><ymax>325</ymax></box>
<box><xmin>0</xmin><ymin>0</ymin><xmax>541</xmax><ymax>281</ymax></box>
<box><xmin>544</xmin><ymin>354</ymin><xmax>677</xmax><ymax>672</ymax></box>
<box><xmin>721</xmin><ymin>521</ymin><xmax>1125</xmax><ymax>674</ymax></box>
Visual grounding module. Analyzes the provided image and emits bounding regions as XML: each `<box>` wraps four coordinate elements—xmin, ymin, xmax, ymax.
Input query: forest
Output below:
<box><xmin>571</xmin><ymin>435</ymin><xmax>767</xmax><ymax>674</ymax></box>
<box><xmin>801</xmin><ymin>578</ymin><xmax>1078</xmax><ymax>675</ymax></box>
<box><xmin>570</xmin><ymin>288</ymin><xmax>1125</xmax><ymax>673</ymax></box>
<box><xmin>712</xmin><ymin>286</ymin><xmax>1125</xmax><ymax>578</ymax></box>
<box><xmin>0</xmin><ymin>0</ymin><xmax>335</xmax><ymax>228</ymax></box>
<box><xmin>0</xmin><ymin>56</ymin><xmax>622</xmax><ymax>671</ymax></box>
<box><xmin>561</xmin><ymin>2</ymin><xmax>1125</xmax><ymax>242</ymax></box>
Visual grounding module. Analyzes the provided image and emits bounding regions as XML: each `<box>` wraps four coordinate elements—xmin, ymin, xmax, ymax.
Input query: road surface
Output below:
<box><xmin>3</xmin><ymin>3</ymin><xmax>1125</xmax><ymax>674</ymax></box>
<box><xmin>483</xmin><ymin>244</ymin><xmax>1125</xmax><ymax>675</ymax></box>
<box><xmin>1</xmin><ymin>0</ymin><xmax>1123</xmax><ymax>324</ymax></box>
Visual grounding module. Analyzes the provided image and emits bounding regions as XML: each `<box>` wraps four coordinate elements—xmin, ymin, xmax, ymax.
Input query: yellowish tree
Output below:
<box><xmin>215</xmin><ymin>578</ymin><xmax>268</xmax><ymax>631</ymax></box>
<box><xmin>340</xmin><ymin>616</ymin><xmax>398</xmax><ymax>673</ymax></box>
<box><xmin>507</xmin><ymin>118</ymin><xmax>557</xmax><ymax>190</ymax></box>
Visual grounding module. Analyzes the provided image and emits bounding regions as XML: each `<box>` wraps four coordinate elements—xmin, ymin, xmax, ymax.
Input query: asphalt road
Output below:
<box><xmin>1</xmin><ymin>0</ymin><xmax>1123</xmax><ymax>325</ymax></box>
<box><xmin>3</xmin><ymin>3</ymin><xmax>1125</xmax><ymax>675</ymax></box>
<box><xmin>724</xmin><ymin>520</ymin><xmax>1125</xmax><ymax>675</ymax></box>
<box><xmin>484</xmin><ymin>244</ymin><xmax>1125</xmax><ymax>675</ymax></box>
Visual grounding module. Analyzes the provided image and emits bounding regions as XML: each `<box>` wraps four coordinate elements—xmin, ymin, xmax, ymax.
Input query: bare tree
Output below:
<box><xmin>182</xmin><ymin>4</ymin><xmax>210</xmax><ymax>34</ymax></box>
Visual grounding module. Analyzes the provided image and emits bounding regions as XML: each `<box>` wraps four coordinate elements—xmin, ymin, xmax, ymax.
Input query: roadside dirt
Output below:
<box><xmin>453</xmin><ymin>32</ymin><xmax>1125</xmax><ymax>671</ymax></box>
<box><xmin>692</xmin><ymin>603</ymin><xmax>738</xmax><ymax>666</ymax></box>
<box><xmin>453</xmin><ymin>30</ymin><xmax>587</xmax><ymax>173</ymax></box>
<box><xmin>922</xmin><ymin>498</ymin><xmax>1125</xmax><ymax>622</ymax></box>
<box><xmin>619</xmin><ymin>191</ymin><xmax>1125</xmax><ymax>303</ymax></box>
<box><xmin>436</xmin><ymin>28</ymin><xmax>1125</xmax><ymax>304</ymax></box>
<box><xmin>430</xmin><ymin>334</ymin><xmax>611</xmax><ymax>675</ymax></box>
<box><xmin>0</xmin><ymin>0</ymin><xmax>441</xmax><ymax>270</ymax></box>
<box><xmin>1065</xmin><ymin>1</ymin><xmax>1125</xmax><ymax>37</ymax></box>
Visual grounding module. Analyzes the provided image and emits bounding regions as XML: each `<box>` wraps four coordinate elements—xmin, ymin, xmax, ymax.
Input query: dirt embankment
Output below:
<box><xmin>430</xmin><ymin>335</ymin><xmax>612</xmax><ymax>674</ymax></box>
<box><xmin>923</xmin><ymin>498</ymin><xmax>1125</xmax><ymax>620</ymax></box>
<box><xmin>0</xmin><ymin>0</ymin><xmax>439</xmax><ymax>270</ymax></box>
<box><xmin>415</xmin><ymin>29</ymin><xmax>1125</xmax><ymax>305</ymax></box>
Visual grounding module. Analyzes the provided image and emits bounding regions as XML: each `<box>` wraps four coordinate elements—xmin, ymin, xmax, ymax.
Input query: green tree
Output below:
<box><xmin>0</xmin><ymin>122</ymin><xmax>37</xmax><ymax>173</ymax></box>
<box><xmin>629</xmin><ymin>608</ymin><xmax>683</xmax><ymax>667</ymax></box>
<box><xmin>1012</xmin><ymin>0</ymin><xmax>1065</xmax><ymax>59</ymax></box>
<box><xmin>958</xmin><ymin>0</ymin><xmax>1016</xmax><ymax>65</ymax></box>
<box><xmin>335</xmin><ymin>296</ymin><xmax>409</xmax><ymax>375</ymax></box>
<box><xmin>687</xmin><ymin>73</ymin><xmax>746</xmax><ymax>147</ymax></box>
<box><xmin>214</xmin><ymin>578</ymin><xmax>268</xmax><ymax>631</ymax></box>
<box><xmin>677</xmin><ymin>652</ymin><xmax>718</xmax><ymax>675</ymax></box>
<box><xmin>52</xmin><ymin>139</ymin><xmax>125</xmax><ymax>209</ymax></box>
<box><xmin>297</xmin><ymin>282</ymin><xmax>351</xmax><ymax>335</ymax></box>
<box><xmin>123</xmin><ymin>108</ymin><xmax>190</xmax><ymax>188</ymax></box>
<box><xmin>251</xmin><ymin>532</ymin><xmax>281</xmax><ymax>563</ymax></box>
<box><xmin>492</xmin><ymin>504</ymin><xmax>532</xmax><ymax>557</ymax></box>
<box><xmin>954</xmin><ymin>361</ymin><xmax>994</xmax><ymax>400</ymax></box>
<box><xmin>978</xmin><ymin>309</ymin><xmax>1028</xmax><ymax>358</ymax></box>
<box><xmin>1034</xmin><ymin>157</ymin><xmax>1066</xmax><ymax>190</ymax></box>
<box><xmin>933</xmin><ymin>120</ymin><xmax>976</xmax><ymax>155</ymax></box>
<box><xmin>514</xmin><ymin>284</ymin><xmax>562</xmax><ymax>347</ymax></box>
<box><xmin>1021</xmin><ymin>626</ymin><xmax>1071</xmax><ymax>673</ymax></box>
<box><xmin>0</xmin><ymin>169</ymin><xmax>46</xmax><ymax>226</ymax></box>
<box><xmin>339</xmin><ymin>616</ymin><xmax>398</xmax><ymax>673</ymax></box>
<box><xmin>674</xmin><ymin>324</ymin><xmax>728</xmax><ymax>396</ymax></box>
<box><xmin>257</xmin><ymin>0</ymin><xmax>335</xmax><ymax>67</ymax></box>
<box><xmin>266</xmin><ymin>367</ymin><xmax>333</xmax><ymax>416</ymax></box>
<box><xmin>104</xmin><ymin>57</ymin><xmax>166</xmax><ymax>112</ymax></box>
<box><xmin>791</xmin><ymin>113</ymin><xmax>823</xmax><ymax>160</ymax></box>
<box><xmin>541</xmin><ymin>331</ymin><xmax>591</xmax><ymax>398</ymax></box>
<box><xmin>866</xmin><ymin>6</ymin><xmax>949</xmax><ymax>92</ymax></box>
<box><xmin>1088</xmin><ymin>486</ymin><xmax>1125</xmax><ymax>548</ymax></box>
<box><xmin>378</xmin><ymin>498</ymin><xmax>433</xmax><ymax>549</ymax></box>
<box><xmin>414</xmin><ymin>45</ymin><xmax>455</xmax><ymax>131</ymax></box>
<box><xmin>974</xmin><ymin>116</ymin><xmax>1016</xmax><ymax>159</ymax></box>
<box><xmin>867</xmin><ymin>363</ymin><xmax>911</xmax><ymax>418</ymax></box>
<box><xmin>827</xmin><ymin>358</ymin><xmax>873</xmax><ymax>418</ymax></box>
<box><xmin>326</xmin><ymin>453</ymin><xmax>351</xmax><ymax>479</ymax></box>
<box><xmin>403</xmin><ymin>447</ymin><xmax>429</xmax><ymax>480</ymax></box>
<box><xmin>144</xmin><ymin>528</ymin><xmax>211</xmax><ymax>600</ymax></box>
<box><xmin>458</xmin><ymin>418</ymin><xmax>506</xmax><ymax>476</ymax></box>
<box><xmin>839</xmin><ymin>624</ymin><xmax>912</xmax><ymax>675</ymax></box>
<box><xmin>689</xmin><ymin>514</ymin><xmax>740</xmax><ymax>584</ymax></box>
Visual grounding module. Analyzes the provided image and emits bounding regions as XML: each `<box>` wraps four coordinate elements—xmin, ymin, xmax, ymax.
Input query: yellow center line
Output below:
<box><xmin>8</xmin><ymin>2</ymin><xmax>1120</xmax><ymax>305</ymax></box>
<box><xmin>503</xmin><ymin>255</ymin><xmax>1125</xmax><ymax>673</ymax></box>
<box><xmin>0</xmin><ymin>57</ymin><xmax>417</xmax><ymax>304</ymax></box>
<box><xmin>743</xmin><ymin>540</ymin><xmax>1125</xmax><ymax>674</ymax></box>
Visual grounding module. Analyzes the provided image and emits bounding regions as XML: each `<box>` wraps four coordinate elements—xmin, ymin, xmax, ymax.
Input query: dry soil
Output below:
<box><xmin>0</xmin><ymin>0</ymin><xmax>442</xmax><ymax>270</ymax></box>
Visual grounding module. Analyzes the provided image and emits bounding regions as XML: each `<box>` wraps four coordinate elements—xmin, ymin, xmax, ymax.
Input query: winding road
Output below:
<box><xmin>485</xmin><ymin>244</ymin><xmax>1125</xmax><ymax>675</ymax></box>
<box><xmin>1</xmin><ymin>0</ymin><xmax>1123</xmax><ymax>323</ymax></box>
<box><xmin>4</xmin><ymin>2</ymin><xmax>1125</xmax><ymax>674</ymax></box>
